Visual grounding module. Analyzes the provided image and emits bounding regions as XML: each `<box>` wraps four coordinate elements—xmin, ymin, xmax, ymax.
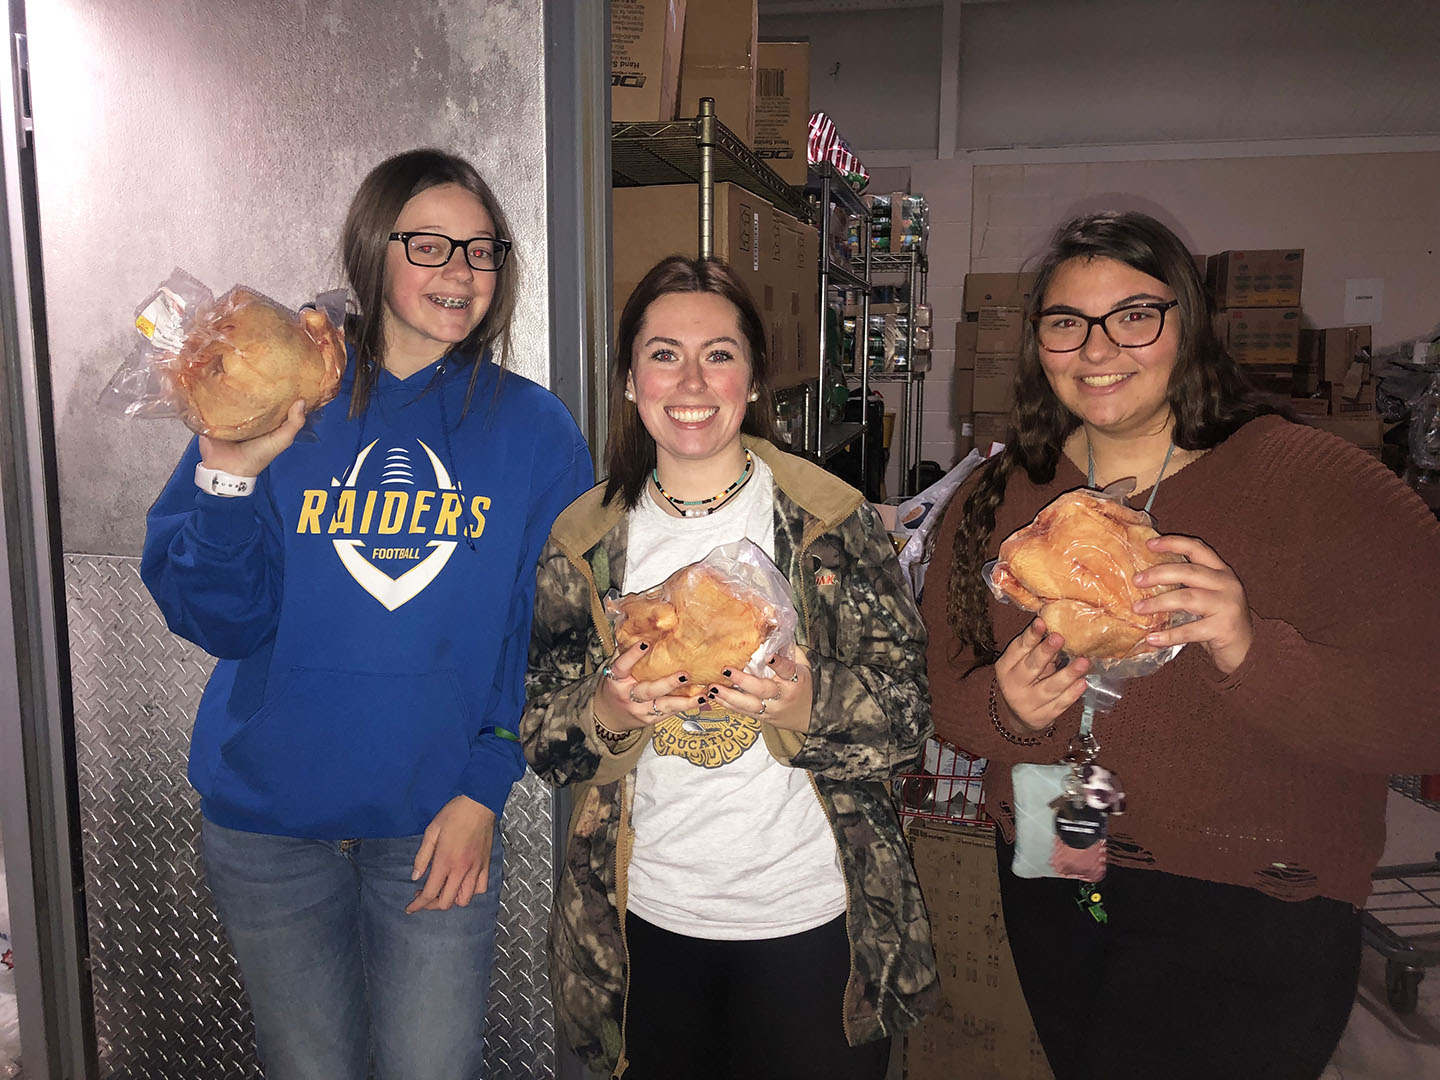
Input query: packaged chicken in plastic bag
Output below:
<box><xmin>983</xmin><ymin>482</ymin><xmax>1193</xmax><ymax>680</ymax></box>
<box><xmin>100</xmin><ymin>268</ymin><xmax>347</xmax><ymax>441</ymax></box>
<box><xmin>606</xmin><ymin>539</ymin><xmax>799</xmax><ymax>685</ymax></box>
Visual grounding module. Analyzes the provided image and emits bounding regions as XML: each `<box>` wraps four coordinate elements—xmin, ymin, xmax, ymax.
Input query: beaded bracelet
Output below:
<box><xmin>989</xmin><ymin>679</ymin><xmax>1055</xmax><ymax>747</ymax></box>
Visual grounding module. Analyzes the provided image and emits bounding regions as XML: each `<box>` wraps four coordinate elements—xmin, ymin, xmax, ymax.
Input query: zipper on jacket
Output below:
<box><xmin>612</xmin><ymin>771</ymin><xmax>636</xmax><ymax>1078</ymax></box>
<box><xmin>808</xmin><ymin>770</ymin><xmax>858</xmax><ymax>1047</ymax></box>
<box><xmin>793</xmin><ymin>525</ymin><xmax>824</xmax><ymax>652</ymax></box>
<box><xmin>795</xmin><ymin>525</ymin><xmax>858</xmax><ymax>1046</ymax></box>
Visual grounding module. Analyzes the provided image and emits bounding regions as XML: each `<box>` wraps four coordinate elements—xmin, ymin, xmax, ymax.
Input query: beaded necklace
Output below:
<box><xmin>651</xmin><ymin>450</ymin><xmax>754</xmax><ymax>518</ymax></box>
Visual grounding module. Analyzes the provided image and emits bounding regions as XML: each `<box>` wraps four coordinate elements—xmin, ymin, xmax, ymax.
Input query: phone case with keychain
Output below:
<box><xmin>1010</xmin><ymin>762</ymin><xmax>1074</xmax><ymax>878</ymax></box>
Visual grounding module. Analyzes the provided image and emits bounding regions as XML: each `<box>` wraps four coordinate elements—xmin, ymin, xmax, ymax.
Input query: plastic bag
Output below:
<box><xmin>805</xmin><ymin>112</ymin><xmax>869</xmax><ymax>191</ymax></box>
<box><xmin>894</xmin><ymin>449</ymin><xmax>986</xmax><ymax>597</ymax></box>
<box><xmin>606</xmin><ymin>539</ymin><xmax>798</xmax><ymax>684</ymax></box>
<box><xmin>1407</xmin><ymin>371</ymin><xmax>1440</xmax><ymax>470</ymax></box>
<box><xmin>99</xmin><ymin>268</ymin><xmax>348</xmax><ymax>441</ymax></box>
<box><xmin>983</xmin><ymin>481</ymin><xmax>1191</xmax><ymax>680</ymax></box>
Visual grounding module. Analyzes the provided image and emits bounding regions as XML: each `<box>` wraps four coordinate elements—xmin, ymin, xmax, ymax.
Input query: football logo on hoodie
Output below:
<box><xmin>295</xmin><ymin>439</ymin><xmax>490</xmax><ymax>611</ymax></box>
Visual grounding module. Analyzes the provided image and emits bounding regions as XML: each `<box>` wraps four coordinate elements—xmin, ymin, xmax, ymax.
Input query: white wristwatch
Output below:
<box><xmin>194</xmin><ymin>462</ymin><xmax>258</xmax><ymax>498</ymax></box>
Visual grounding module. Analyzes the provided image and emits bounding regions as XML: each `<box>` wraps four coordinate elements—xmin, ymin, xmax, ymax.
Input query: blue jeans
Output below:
<box><xmin>201</xmin><ymin>817</ymin><xmax>503</xmax><ymax>1080</ymax></box>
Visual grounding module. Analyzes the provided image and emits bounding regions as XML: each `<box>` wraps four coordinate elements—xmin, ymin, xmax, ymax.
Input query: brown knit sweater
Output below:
<box><xmin>922</xmin><ymin>416</ymin><xmax>1440</xmax><ymax>907</ymax></box>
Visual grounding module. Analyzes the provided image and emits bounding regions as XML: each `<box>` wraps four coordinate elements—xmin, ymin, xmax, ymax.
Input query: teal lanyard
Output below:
<box><xmin>1087</xmin><ymin>439</ymin><xmax>1176</xmax><ymax>515</ymax></box>
<box><xmin>1077</xmin><ymin>439</ymin><xmax>1176</xmax><ymax>739</ymax></box>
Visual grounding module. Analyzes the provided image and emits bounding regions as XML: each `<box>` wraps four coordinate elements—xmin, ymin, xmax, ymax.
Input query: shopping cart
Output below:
<box><xmin>895</xmin><ymin>736</ymin><xmax>993</xmax><ymax>828</ymax></box>
<box><xmin>1361</xmin><ymin>852</ymin><xmax>1440</xmax><ymax>1014</ymax></box>
<box><xmin>1361</xmin><ymin>777</ymin><xmax>1440</xmax><ymax>1015</ymax></box>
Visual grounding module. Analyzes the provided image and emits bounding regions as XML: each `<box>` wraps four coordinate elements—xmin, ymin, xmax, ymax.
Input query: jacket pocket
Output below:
<box><xmin>211</xmin><ymin>666</ymin><xmax>472</xmax><ymax>836</ymax></box>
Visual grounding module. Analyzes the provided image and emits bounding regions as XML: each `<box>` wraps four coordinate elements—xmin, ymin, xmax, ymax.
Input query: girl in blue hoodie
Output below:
<box><xmin>142</xmin><ymin>149</ymin><xmax>592</xmax><ymax>1080</ymax></box>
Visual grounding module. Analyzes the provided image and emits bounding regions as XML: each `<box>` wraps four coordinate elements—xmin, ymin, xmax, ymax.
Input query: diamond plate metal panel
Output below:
<box><xmin>65</xmin><ymin>555</ymin><xmax>558</xmax><ymax>1078</ymax></box>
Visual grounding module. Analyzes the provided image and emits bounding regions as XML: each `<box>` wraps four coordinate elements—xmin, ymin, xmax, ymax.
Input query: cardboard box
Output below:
<box><xmin>1218</xmin><ymin>307</ymin><xmax>1301</xmax><ymax>366</ymax></box>
<box><xmin>973</xmin><ymin>354</ymin><xmax>1019</xmax><ymax>413</ymax></box>
<box><xmin>754</xmin><ymin>42</ymin><xmax>809</xmax><ymax>185</ymax></box>
<box><xmin>905</xmin><ymin>823</ymin><xmax>1053</xmax><ymax>1080</ymax></box>
<box><xmin>1207</xmin><ymin>249</ymin><xmax>1304</xmax><ymax>308</ymax></box>
<box><xmin>975</xmin><ymin>306</ymin><xmax>1025</xmax><ymax>356</ymax></box>
<box><xmin>610</xmin><ymin>0</ymin><xmax>687</xmax><ymax>123</ymax></box>
<box><xmin>766</xmin><ymin>213</ymin><xmax>820</xmax><ymax>389</ymax></box>
<box><xmin>972</xmin><ymin>412</ymin><xmax>1010</xmax><ymax>453</ymax></box>
<box><xmin>1309</xmin><ymin>413</ymin><xmax>1383</xmax><ymax>452</ymax></box>
<box><xmin>952</xmin><ymin>373</ymin><xmax>974</xmax><ymax>416</ymax></box>
<box><xmin>678</xmin><ymin>0</ymin><xmax>757</xmax><ymax>143</ymax></box>
<box><xmin>1315</xmin><ymin>325</ymin><xmax>1372</xmax><ymax>384</ymax></box>
<box><xmin>1288</xmin><ymin>396</ymin><xmax>1331</xmax><ymax>417</ymax></box>
<box><xmin>964</xmin><ymin>272</ymin><xmax>1039</xmax><ymax>316</ymax></box>
<box><xmin>756</xmin><ymin>207</ymin><xmax>789</xmax><ymax>386</ymax></box>
<box><xmin>1330</xmin><ymin>370</ymin><xmax>1377</xmax><ymax>417</ymax></box>
<box><xmin>955</xmin><ymin>321</ymin><xmax>978</xmax><ymax>371</ymax></box>
<box><xmin>611</xmin><ymin>181</ymin><xmax>772</xmax><ymax>340</ymax></box>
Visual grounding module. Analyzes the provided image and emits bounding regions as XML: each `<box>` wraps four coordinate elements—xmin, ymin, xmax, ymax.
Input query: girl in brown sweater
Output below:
<box><xmin>923</xmin><ymin>210</ymin><xmax>1440</xmax><ymax>1080</ymax></box>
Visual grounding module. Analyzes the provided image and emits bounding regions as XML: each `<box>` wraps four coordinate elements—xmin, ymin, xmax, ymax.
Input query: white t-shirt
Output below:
<box><xmin>622</xmin><ymin>455</ymin><xmax>849</xmax><ymax>940</ymax></box>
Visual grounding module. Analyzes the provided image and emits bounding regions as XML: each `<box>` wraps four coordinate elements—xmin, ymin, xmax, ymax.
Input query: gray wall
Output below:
<box><xmin>957</xmin><ymin>0</ymin><xmax>1440</xmax><ymax>150</ymax></box>
<box><xmin>28</xmin><ymin>0</ymin><xmax>552</xmax><ymax>557</ymax></box>
<box><xmin>762</xmin><ymin>0</ymin><xmax>1440</xmax><ymax>157</ymax></box>
<box><xmin>762</xmin><ymin>5</ymin><xmax>943</xmax><ymax>153</ymax></box>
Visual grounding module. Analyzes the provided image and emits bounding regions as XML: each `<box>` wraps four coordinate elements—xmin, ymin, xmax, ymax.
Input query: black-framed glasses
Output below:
<box><xmin>1032</xmin><ymin>299</ymin><xmax>1179</xmax><ymax>353</ymax></box>
<box><xmin>389</xmin><ymin>232</ymin><xmax>512</xmax><ymax>272</ymax></box>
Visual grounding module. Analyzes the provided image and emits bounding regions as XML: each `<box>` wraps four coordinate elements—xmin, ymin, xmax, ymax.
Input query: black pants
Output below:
<box><xmin>995</xmin><ymin>832</ymin><xmax>1361</xmax><ymax>1080</ymax></box>
<box><xmin>621</xmin><ymin>912</ymin><xmax>891</xmax><ymax>1080</ymax></box>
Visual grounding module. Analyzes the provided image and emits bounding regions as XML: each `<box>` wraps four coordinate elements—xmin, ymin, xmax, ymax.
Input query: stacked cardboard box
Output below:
<box><xmin>678</xmin><ymin>0</ymin><xmax>758</xmax><ymax>143</ymax></box>
<box><xmin>1208</xmin><ymin>249</ymin><xmax>1304</xmax><ymax>392</ymax></box>
<box><xmin>1299</xmin><ymin>325</ymin><xmax>1382</xmax><ymax>453</ymax></box>
<box><xmin>1207</xmin><ymin>249</ymin><xmax>1382</xmax><ymax>452</ymax></box>
<box><xmin>611</xmin><ymin>1</ymin><xmax>776</xmax><ymax>156</ymax></box>
<box><xmin>1208</xmin><ymin>249</ymin><xmax>1304</xmax><ymax>374</ymax></box>
<box><xmin>610</xmin><ymin>0</ymin><xmax>687</xmax><ymax>123</ymax></box>
<box><xmin>611</xmin><ymin>183</ymin><xmax>818</xmax><ymax>391</ymax></box>
<box><xmin>753</xmin><ymin>42</ymin><xmax>809</xmax><ymax>185</ymax></box>
<box><xmin>958</xmin><ymin>272</ymin><xmax>1037</xmax><ymax>455</ymax></box>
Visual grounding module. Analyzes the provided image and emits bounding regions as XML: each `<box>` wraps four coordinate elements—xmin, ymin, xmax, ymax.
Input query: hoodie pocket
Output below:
<box><xmin>212</xmin><ymin>666</ymin><xmax>472</xmax><ymax>836</ymax></box>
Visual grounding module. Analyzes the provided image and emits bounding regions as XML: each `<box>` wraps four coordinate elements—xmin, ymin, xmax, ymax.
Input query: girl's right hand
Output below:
<box><xmin>994</xmin><ymin>617</ymin><xmax>1091</xmax><ymax>733</ymax></box>
<box><xmin>198</xmin><ymin>399</ymin><xmax>306</xmax><ymax>477</ymax></box>
<box><xmin>592</xmin><ymin>640</ymin><xmax>694</xmax><ymax>732</ymax></box>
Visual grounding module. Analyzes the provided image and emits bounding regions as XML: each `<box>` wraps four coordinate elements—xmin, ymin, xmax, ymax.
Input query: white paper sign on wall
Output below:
<box><xmin>1343</xmin><ymin>278</ymin><xmax>1384</xmax><ymax>325</ymax></box>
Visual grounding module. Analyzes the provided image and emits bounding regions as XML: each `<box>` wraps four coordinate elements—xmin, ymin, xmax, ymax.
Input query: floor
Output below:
<box><xmin>1321</xmin><ymin>784</ymin><xmax>1440</xmax><ymax>1079</ymax></box>
<box><xmin>893</xmin><ymin>781</ymin><xmax>1440</xmax><ymax>1080</ymax></box>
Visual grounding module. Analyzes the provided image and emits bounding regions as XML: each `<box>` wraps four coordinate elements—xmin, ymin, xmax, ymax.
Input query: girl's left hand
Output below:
<box><xmin>1132</xmin><ymin>534</ymin><xmax>1254</xmax><ymax>676</ymax></box>
<box><xmin>406</xmin><ymin>794</ymin><xmax>496</xmax><ymax>913</ymax></box>
<box><xmin>707</xmin><ymin>651</ymin><xmax>813</xmax><ymax>733</ymax></box>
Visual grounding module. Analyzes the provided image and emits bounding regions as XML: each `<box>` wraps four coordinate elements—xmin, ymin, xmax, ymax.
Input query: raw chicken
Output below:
<box><xmin>613</xmin><ymin>564</ymin><xmax>777</xmax><ymax>684</ymax></box>
<box><xmin>991</xmin><ymin>489</ymin><xmax>1184</xmax><ymax>659</ymax></box>
<box><xmin>173</xmin><ymin>288</ymin><xmax>345</xmax><ymax>440</ymax></box>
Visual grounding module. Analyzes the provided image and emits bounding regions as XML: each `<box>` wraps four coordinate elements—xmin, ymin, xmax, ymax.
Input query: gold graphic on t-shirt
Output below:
<box><xmin>650</xmin><ymin>703</ymin><xmax>760</xmax><ymax>768</ymax></box>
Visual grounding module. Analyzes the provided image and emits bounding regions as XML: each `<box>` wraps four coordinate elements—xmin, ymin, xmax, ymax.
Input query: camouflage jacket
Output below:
<box><xmin>520</xmin><ymin>437</ymin><xmax>940</xmax><ymax>1077</ymax></box>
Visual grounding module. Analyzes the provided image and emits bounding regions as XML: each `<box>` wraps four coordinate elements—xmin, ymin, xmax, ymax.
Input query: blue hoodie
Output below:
<box><xmin>142</xmin><ymin>353</ymin><xmax>592</xmax><ymax>839</ymax></box>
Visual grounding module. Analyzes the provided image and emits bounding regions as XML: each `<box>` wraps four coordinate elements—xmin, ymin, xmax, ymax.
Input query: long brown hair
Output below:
<box><xmin>603</xmin><ymin>256</ymin><xmax>781</xmax><ymax>509</ymax></box>
<box><xmin>340</xmin><ymin>148</ymin><xmax>518</xmax><ymax>419</ymax></box>
<box><xmin>945</xmin><ymin>210</ymin><xmax>1280</xmax><ymax>667</ymax></box>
